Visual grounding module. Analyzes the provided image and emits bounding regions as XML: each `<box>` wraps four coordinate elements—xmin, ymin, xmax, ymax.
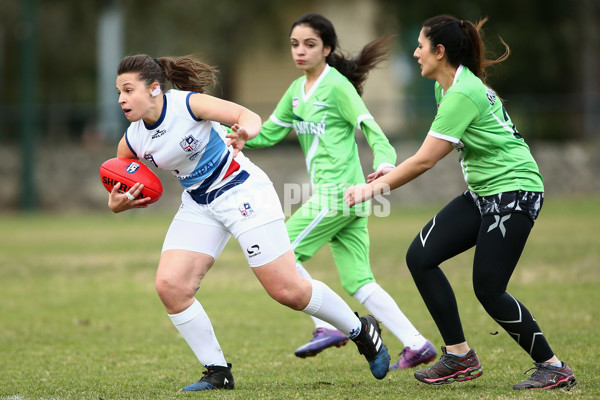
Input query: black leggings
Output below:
<box><xmin>406</xmin><ymin>193</ymin><xmax>554</xmax><ymax>362</ymax></box>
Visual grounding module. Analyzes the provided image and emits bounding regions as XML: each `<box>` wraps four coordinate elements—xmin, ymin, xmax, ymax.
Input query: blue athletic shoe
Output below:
<box><xmin>182</xmin><ymin>363</ymin><xmax>234</xmax><ymax>391</ymax></box>
<box><xmin>352</xmin><ymin>315</ymin><xmax>390</xmax><ymax>380</ymax></box>
<box><xmin>294</xmin><ymin>327</ymin><xmax>349</xmax><ymax>358</ymax></box>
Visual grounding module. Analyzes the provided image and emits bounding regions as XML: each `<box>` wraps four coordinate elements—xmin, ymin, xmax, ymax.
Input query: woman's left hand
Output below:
<box><xmin>108</xmin><ymin>182</ymin><xmax>150</xmax><ymax>213</ymax></box>
<box><xmin>344</xmin><ymin>183</ymin><xmax>374</xmax><ymax>207</ymax></box>
<box><xmin>225</xmin><ymin>124</ymin><xmax>249</xmax><ymax>157</ymax></box>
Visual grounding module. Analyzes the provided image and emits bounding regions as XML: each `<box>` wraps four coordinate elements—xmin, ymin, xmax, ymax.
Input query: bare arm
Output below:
<box><xmin>116</xmin><ymin>134</ymin><xmax>136</xmax><ymax>159</ymax></box>
<box><xmin>188</xmin><ymin>93</ymin><xmax>262</xmax><ymax>157</ymax></box>
<box><xmin>345</xmin><ymin>135</ymin><xmax>454</xmax><ymax>207</ymax></box>
<box><xmin>108</xmin><ymin>134</ymin><xmax>151</xmax><ymax>213</ymax></box>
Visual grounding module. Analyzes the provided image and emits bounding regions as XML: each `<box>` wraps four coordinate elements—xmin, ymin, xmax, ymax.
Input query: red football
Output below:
<box><xmin>99</xmin><ymin>158</ymin><xmax>163</xmax><ymax>204</ymax></box>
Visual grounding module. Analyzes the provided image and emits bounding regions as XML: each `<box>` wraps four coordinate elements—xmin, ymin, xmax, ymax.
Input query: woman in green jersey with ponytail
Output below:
<box><xmin>345</xmin><ymin>15</ymin><xmax>577</xmax><ymax>390</ymax></box>
<box><xmin>245</xmin><ymin>13</ymin><xmax>436</xmax><ymax>370</ymax></box>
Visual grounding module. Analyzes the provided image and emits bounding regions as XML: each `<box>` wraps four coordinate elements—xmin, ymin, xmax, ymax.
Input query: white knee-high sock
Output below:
<box><xmin>302</xmin><ymin>279</ymin><xmax>361</xmax><ymax>339</ymax></box>
<box><xmin>169</xmin><ymin>299</ymin><xmax>227</xmax><ymax>367</ymax></box>
<box><xmin>295</xmin><ymin>263</ymin><xmax>337</xmax><ymax>330</ymax></box>
<box><xmin>353</xmin><ymin>282</ymin><xmax>427</xmax><ymax>349</ymax></box>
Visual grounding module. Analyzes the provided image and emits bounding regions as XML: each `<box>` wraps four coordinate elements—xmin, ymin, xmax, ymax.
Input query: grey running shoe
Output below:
<box><xmin>513</xmin><ymin>362</ymin><xmax>577</xmax><ymax>390</ymax></box>
<box><xmin>183</xmin><ymin>363</ymin><xmax>234</xmax><ymax>391</ymax></box>
<box><xmin>414</xmin><ymin>346</ymin><xmax>482</xmax><ymax>385</ymax></box>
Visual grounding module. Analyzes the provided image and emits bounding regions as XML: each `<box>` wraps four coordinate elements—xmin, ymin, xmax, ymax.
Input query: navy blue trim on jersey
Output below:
<box><xmin>186</xmin><ymin>92</ymin><xmax>202</xmax><ymax>121</ymax></box>
<box><xmin>190</xmin><ymin>153</ymin><xmax>230</xmax><ymax>193</ymax></box>
<box><xmin>144</xmin><ymin>94</ymin><xmax>167</xmax><ymax>130</ymax></box>
<box><xmin>124</xmin><ymin>130</ymin><xmax>138</xmax><ymax>157</ymax></box>
<box><xmin>189</xmin><ymin>171</ymin><xmax>249</xmax><ymax>204</ymax></box>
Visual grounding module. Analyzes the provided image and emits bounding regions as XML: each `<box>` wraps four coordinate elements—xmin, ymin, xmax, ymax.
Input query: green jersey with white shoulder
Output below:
<box><xmin>428</xmin><ymin>65</ymin><xmax>544</xmax><ymax>196</ymax></box>
<box><xmin>246</xmin><ymin>64</ymin><xmax>396</xmax><ymax>214</ymax></box>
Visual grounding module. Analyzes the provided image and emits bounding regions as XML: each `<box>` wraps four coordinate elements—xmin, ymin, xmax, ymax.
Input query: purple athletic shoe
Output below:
<box><xmin>390</xmin><ymin>340</ymin><xmax>437</xmax><ymax>370</ymax></box>
<box><xmin>294</xmin><ymin>328</ymin><xmax>349</xmax><ymax>358</ymax></box>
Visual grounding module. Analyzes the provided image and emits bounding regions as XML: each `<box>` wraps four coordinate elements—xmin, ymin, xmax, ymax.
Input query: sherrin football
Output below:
<box><xmin>100</xmin><ymin>158</ymin><xmax>163</xmax><ymax>204</ymax></box>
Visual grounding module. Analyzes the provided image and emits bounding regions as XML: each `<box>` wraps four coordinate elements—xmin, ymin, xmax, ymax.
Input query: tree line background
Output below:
<box><xmin>0</xmin><ymin>0</ymin><xmax>598</xmax><ymax>143</ymax></box>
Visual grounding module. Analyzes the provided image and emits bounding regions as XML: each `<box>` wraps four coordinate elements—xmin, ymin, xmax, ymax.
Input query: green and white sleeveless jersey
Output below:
<box><xmin>429</xmin><ymin>65</ymin><xmax>544</xmax><ymax>196</ymax></box>
<box><xmin>246</xmin><ymin>64</ymin><xmax>396</xmax><ymax>214</ymax></box>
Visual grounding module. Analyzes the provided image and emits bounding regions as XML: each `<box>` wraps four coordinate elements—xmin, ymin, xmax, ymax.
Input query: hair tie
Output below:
<box><xmin>153</xmin><ymin>58</ymin><xmax>160</xmax><ymax>65</ymax></box>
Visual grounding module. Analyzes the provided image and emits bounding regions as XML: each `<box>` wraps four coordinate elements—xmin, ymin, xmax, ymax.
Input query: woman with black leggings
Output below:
<box><xmin>344</xmin><ymin>14</ymin><xmax>576</xmax><ymax>391</ymax></box>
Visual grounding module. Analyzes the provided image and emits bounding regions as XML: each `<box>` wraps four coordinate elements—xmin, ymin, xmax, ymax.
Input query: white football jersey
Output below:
<box><xmin>125</xmin><ymin>90</ymin><xmax>251</xmax><ymax>202</ymax></box>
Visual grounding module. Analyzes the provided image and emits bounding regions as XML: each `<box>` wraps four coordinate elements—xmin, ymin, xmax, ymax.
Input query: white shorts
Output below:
<box><xmin>162</xmin><ymin>176</ymin><xmax>289</xmax><ymax>267</ymax></box>
<box><xmin>162</xmin><ymin>219</ymin><xmax>291</xmax><ymax>267</ymax></box>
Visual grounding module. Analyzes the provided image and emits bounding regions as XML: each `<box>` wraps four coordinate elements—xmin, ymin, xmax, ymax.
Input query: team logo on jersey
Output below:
<box><xmin>313</xmin><ymin>97</ymin><xmax>329</xmax><ymax>110</ymax></box>
<box><xmin>144</xmin><ymin>154</ymin><xmax>158</xmax><ymax>168</ymax></box>
<box><xmin>485</xmin><ymin>88</ymin><xmax>497</xmax><ymax>106</ymax></box>
<box><xmin>180</xmin><ymin>135</ymin><xmax>199</xmax><ymax>152</ymax></box>
<box><xmin>125</xmin><ymin>162</ymin><xmax>140</xmax><ymax>174</ymax></box>
<box><xmin>292</xmin><ymin>97</ymin><xmax>299</xmax><ymax>108</ymax></box>
<box><xmin>151</xmin><ymin>129</ymin><xmax>166</xmax><ymax>139</ymax></box>
<box><xmin>239</xmin><ymin>202</ymin><xmax>255</xmax><ymax>217</ymax></box>
<box><xmin>313</xmin><ymin>101</ymin><xmax>329</xmax><ymax>110</ymax></box>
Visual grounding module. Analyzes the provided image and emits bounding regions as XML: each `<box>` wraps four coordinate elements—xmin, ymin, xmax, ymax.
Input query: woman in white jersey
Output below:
<box><xmin>245</xmin><ymin>12</ymin><xmax>437</xmax><ymax>371</ymax></box>
<box><xmin>345</xmin><ymin>16</ymin><xmax>576</xmax><ymax>390</ymax></box>
<box><xmin>109</xmin><ymin>54</ymin><xmax>391</xmax><ymax>391</ymax></box>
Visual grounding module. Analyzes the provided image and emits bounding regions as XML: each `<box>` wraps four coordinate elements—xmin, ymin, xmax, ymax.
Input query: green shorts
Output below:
<box><xmin>286</xmin><ymin>203</ymin><xmax>375</xmax><ymax>295</ymax></box>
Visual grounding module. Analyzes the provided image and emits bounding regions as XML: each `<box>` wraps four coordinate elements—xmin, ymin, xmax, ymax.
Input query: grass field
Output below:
<box><xmin>0</xmin><ymin>197</ymin><xmax>598</xmax><ymax>399</ymax></box>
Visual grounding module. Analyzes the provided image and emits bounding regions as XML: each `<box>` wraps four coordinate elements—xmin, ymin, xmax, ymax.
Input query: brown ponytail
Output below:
<box><xmin>117</xmin><ymin>54</ymin><xmax>218</xmax><ymax>93</ymax></box>
<box><xmin>423</xmin><ymin>15</ymin><xmax>509</xmax><ymax>84</ymax></box>
<box><xmin>329</xmin><ymin>35</ymin><xmax>394</xmax><ymax>96</ymax></box>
